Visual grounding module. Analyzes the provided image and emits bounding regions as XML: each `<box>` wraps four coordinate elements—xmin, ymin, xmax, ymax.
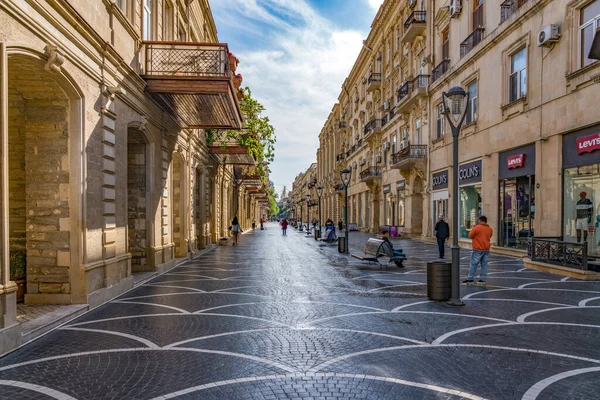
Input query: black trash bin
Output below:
<box><xmin>427</xmin><ymin>261</ymin><xmax>452</xmax><ymax>301</ymax></box>
<box><xmin>338</xmin><ymin>236</ymin><xmax>346</xmax><ymax>253</ymax></box>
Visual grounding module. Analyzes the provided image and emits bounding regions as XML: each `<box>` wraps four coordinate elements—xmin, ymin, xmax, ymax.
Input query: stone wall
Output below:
<box><xmin>127</xmin><ymin>131</ymin><xmax>147</xmax><ymax>271</ymax></box>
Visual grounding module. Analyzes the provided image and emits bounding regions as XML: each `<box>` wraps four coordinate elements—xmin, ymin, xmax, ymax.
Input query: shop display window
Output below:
<box><xmin>563</xmin><ymin>165</ymin><xmax>600</xmax><ymax>255</ymax></box>
<box><xmin>499</xmin><ymin>176</ymin><xmax>535</xmax><ymax>249</ymax></box>
<box><xmin>433</xmin><ymin>198</ymin><xmax>449</xmax><ymax>236</ymax></box>
<box><xmin>460</xmin><ymin>186</ymin><xmax>482</xmax><ymax>238</ymax></box>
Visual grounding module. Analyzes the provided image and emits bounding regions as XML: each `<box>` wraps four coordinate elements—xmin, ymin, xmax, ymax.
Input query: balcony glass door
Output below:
<box><xmin>473</xmin><ymin>0</ymin><xmax>484</xmax><ymax>29</ymax></box>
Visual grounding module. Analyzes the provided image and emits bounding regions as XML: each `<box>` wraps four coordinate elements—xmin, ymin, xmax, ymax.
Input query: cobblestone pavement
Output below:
<box><xmin>1</xmin><ymin>223</ymin><xmax>599</xmax><ymax>399</ymax></box>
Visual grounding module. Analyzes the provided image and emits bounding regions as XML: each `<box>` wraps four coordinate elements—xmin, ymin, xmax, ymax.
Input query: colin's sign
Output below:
<box><xmin>576</xmin><ymin>133</ymin><xmax>600</xmax><ymax>155</ymax></box>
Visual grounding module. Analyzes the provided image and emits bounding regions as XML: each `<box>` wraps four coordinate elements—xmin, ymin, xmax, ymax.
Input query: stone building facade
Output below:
<box><xmin>0</xmin><ymin>0</ymin><xmax>263</xmax><ymax>353</ymax></box>
<box><xmin>291</xmin><ymin>163</ymin><xmax>319</xmax><ymax>225</ymax></box>
<box><xmin>312</xmin><ymin>0</ymin><xmax>600</xmax><ymax>256</ymax></box>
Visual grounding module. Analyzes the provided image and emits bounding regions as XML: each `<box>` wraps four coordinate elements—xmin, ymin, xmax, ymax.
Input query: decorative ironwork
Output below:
<box><xmin>368</xmin><ymin>73</ymin><xmax>382</xmax><ymax>85</ymax></box>
<box><xmin>500</xmin><ymin>0</ymin><xmax>529</xmax><ymax>23</ymax></box>
<box><xmin>364</xmin><ymin>119</ymin><xmax>382</xmax><ymax>135</ymax></box>
<box><xmin>397</xmin><ymin>75</ymin><xmax>430</xmax><ymax>103</ymax></box>
<box><xmin>392</xmin><ymin>145</ymin><xmax>428</xmax><ymax>165</ymax></box>
<box><xmin>382</xmin><ymin>114</ymin><xmax>389</xmax><ymax>126</ymax></box>
<box><xmin>528</xmin><ymin>238</ymin><xmax>588</xmax><ymax>270</ymax></box>
<box><xmin>360</xmin><ymin>166</ymin><xmax>382</xmax><ymax>180</ymax></box>
<box><xmin>432</xmin><ymin>59</ymin><xmax>450</xmax><ymax>83</ymax></box>
<box><xmin>460</xmin><ymin>28</ymin><xmax>485</xmax><ymax>59</ymax></box>
<box><xmin>144</xmin><ymin>41</ymin><xmax>230</xmax><ymax>77</ymax></box>
<box><xmin>404</xmin><ymin>11</ymin><xmax>426</xmax><ymax>31</ymax></box>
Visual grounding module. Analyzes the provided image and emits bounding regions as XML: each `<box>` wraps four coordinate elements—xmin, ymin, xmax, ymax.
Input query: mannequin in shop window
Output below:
<box><xmin>576</xmin><ymin>191</ymin><xmax>593</xmax><ymax>242</ymax></box>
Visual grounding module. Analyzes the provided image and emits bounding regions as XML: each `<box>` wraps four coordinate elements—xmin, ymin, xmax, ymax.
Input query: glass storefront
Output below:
<box><xmin>460</xmin><ymin>185</ymin><xmax>482</xmax><ymax>238</ymax></box>
<box><xmin>499</xmin><ymin>176</ymin><xmax>535</xmax><ymax>248</ymax></box>
<box><xmin>397</xmin><ymin>181</ymin><xmax>406</xmax><ymax>226</ymax></box>
<box><xmin>433</xmin><ymin>196</ymin><xmax>449</xmax><ymax>233</ymax></box>
<box><xmin>431</xmin><ymin>170</ymin><xmax>449</xmax><ymax>237</ymax></box>
<box><xmin>563</xmin><ymin>165</ymin><xmax>600</xmax><ymax>254</ymax></box>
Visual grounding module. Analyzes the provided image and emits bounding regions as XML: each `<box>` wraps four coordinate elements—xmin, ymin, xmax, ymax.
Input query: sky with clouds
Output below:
<box><xmin>211</xmin><ymin>0</ymin><xmax>384</xmax><ymax>195</ymax></box>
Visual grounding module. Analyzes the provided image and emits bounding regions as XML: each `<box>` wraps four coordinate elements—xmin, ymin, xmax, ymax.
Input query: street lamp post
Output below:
<box><xmin>299</xmin><ymin>201</ymin><xmax>303</xmax><ymax>232</ymax></box>
<box><xmin>306</xmin><ymin>193</ymin><xmax>312</xmax><ymax>235</ymax></box>
<box><xmin>341</xmin><ymin>168</ymin><xmax>352</xmax><ymax>253</ymax></box>
<box><xmin>442</xmin><ymin>86</ymin><xmax>470</xmax><ymax>307</ymax></box>
<box><xmin>316</xmin><ymin>186</ymin><xmax>323</xmax><ymax>239</ymax></box>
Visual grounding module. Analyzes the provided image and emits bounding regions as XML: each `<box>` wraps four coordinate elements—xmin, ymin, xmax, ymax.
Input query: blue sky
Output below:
<box><xmin>211</xmin><ymin>0</ymin><xmax>383</xmax><ymax>195</ymax></box>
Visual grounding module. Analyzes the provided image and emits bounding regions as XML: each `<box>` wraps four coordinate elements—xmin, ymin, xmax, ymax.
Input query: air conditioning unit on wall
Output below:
<box><xmin>450</xmin><ymin>0</ymin><xmax>462</xmax><ymax>18</ymax></box>
<box><xmin>538</xmin><ymin>24</ymin><xmax>560</xmax><ymax>47</ymax></box>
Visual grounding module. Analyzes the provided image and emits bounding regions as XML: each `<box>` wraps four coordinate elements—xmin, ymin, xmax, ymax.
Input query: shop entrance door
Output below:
<box><xmin>499</xmin><ymin>175</ymin><xmax>535</xmax><ymax>249</ymax></box>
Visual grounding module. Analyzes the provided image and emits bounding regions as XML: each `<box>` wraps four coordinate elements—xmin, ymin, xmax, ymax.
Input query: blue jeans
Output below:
<box><xmin>468</xmin><ymin>251</ymin><xmax>489</xmax><ymax>280</ymax></box>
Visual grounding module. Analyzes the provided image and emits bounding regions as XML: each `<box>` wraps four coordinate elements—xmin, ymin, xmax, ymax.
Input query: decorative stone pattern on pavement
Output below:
<box><xmin>0</xmin><ymin>223</ymin><xmax>598</xmax><ymax>399</ymax></box>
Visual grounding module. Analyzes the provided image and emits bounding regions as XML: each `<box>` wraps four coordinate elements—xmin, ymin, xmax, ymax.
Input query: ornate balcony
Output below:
<box><xmin>363</xmin><ymin>119</ymin><xmax>382</xmax><ymax>138</ymax></box>
<box><xmin>367</xmin><ymin>73</ymin><xmax>382</xmax><ymax>92</ymax></box>
<box><xmin>360</xmin><ymin>166</ymin><xmax>382</xmax><ymax>183</ymax></box>
<box><xmin>460</xmin><ymin>28</ymin><xmax>485</xmax><ymax>59</ymax></box>
<box><xmin>338</xmin><ymin>121</ymin><xmax>348</xmax><ymax>132</ymax></box>
<box><xmin>432</xmin><ymin>59</ymin><xmax>450</xmax><ymax>84</ymax></box>
<box><xmin>402</xmin><ymin>11</ymin><xmax>426</xmax><ymax>43</ymax></box>
<box><xmin>501</xmin><ymin>0</ymin><xmax>529</xmax><ymax>23</ymax></box>
<box><xmin>142</xmin><ymin>41</ymin><xmax>243</xmax><ymax>129</ymax></box>
<box><xmin>391</xmin><ymin>145</ymin><xmax>427</xmax><ymax>171</ymax></box>
<box><xmin>397</xmin><ymin>75</ymin><xmax>429</xmax><ymax>113</ymax></box>
<box><xmin>336</xmin><ymin>153</ymin><xmax>346</xmax><ymax>162</ymax></box>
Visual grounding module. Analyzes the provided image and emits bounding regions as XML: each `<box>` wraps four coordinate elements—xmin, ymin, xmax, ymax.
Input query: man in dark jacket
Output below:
<box><xmin>434</xmin><ymin>215</ymin><xmax>450</xmax><ymax>258</ymax></box>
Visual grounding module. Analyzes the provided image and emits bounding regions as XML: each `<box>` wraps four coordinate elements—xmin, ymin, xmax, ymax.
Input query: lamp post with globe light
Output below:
<box><xmin>340</xmin><ymin>168</ymin><xmax>352</xmax><ymax>253</ymax></box>
<box><xmin>442</xmin><ymin>86</ymin><xmax>470</xmax><ymax>306</ymax></box>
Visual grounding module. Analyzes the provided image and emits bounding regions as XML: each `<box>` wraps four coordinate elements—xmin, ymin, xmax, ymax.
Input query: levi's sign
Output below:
<box><xmin>507</xmin><ymin>154</ymin><xmax>525</xmax><ymax>169</ymax></box>
<box><xmin>576</xmin><ymin>133</ymin><xmax>600</xmax><ymax>155</ymax></box>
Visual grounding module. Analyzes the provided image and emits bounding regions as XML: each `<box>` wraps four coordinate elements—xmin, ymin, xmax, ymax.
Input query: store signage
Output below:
<box><xmin>383</xmin><ymin>184</ymin><xmax>391</xmax><ymax>193</ymax></box>
<box><xmin>459</xmin><ymin>160</ymin><xmax>482</xmax><ymax>185</ymax></box>
<box><xmin>396</xmin><ymin>180</ymin><xmax>406</xmax><ymax>190</ymax></box>
<box><xmin>432</xmin><ymin>170</ymin><xmax>449</xmax><ymax>190</ymax></box>
<box><xmin>507</xmin><ymin>154</ymin><xmax>525</xmax><ymax>169</ymax></box>
<box><xmin>576</xmin><ymin>133</ymin><xmax>600</xmax><ymax>155</ymax></box>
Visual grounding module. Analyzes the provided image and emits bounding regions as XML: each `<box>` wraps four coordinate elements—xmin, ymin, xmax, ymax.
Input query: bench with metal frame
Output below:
<box><xmin>351</xmin><ymin>238</ymin><xmax>406</xmax><ymax>269</ymax></box>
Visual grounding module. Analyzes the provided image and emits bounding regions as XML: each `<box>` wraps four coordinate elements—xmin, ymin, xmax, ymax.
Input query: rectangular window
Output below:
<box><xmin>442</xmin><ymin>28</ymin><xmax>450</xmax><ymax>60</ymax></box>
<box><xmin>164</xmin><ymin>1</ymin><xmax>174</xmax><ymax>41</ymax></box>
<box><xmin>415</xmin><ymin>119</ymin><xmax>421</xmax><ymax>144</ymax></box>
<box><xmin>388</xmin><ymin>40</ymin><xmax>392</xmax><ymax>63</ymax></box>
<box><xmin>466</xmin><ymin>81</ymin><xmax>478</xmax><ymax>124</ymax></box>
<box><xmin>580</xmin><ymin>0</ymin><xmax>600</xmax><ymax>67</ymax></box>
<box><xmin>436</xmin><ymin>103</ymin><xmax>445</xmax><ymax>139</ymax></box>
<box><xmin>143</xmin><ymin>0</ymin><xmax>152</xmax><ymax>40</ymax></box>
<box><xmin>460</xmin><ymin>185</ymin><xmax>482</xmax><ymax>238</ymax></box>
<box><xmin>392</xmin><ymin>134</ymin><xmax>397</xmax><ymax>154</ymax></box>
<box><xmin>509</xmin><ymin>47</ymin><xmax>527</xmax><ymax>102</ymax></box>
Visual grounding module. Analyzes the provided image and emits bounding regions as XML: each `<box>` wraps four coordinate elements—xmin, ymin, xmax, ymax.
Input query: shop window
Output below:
<box><xmin>509</xmin><ymin>48</ymin><xmax>527</xmax><ymax>102</ymax></box>
<box><xmin>436</xmin><ymin>103</ymin><xmax>445</xmax><ymax>139</ymax></box>
<box><xmin>499</xmin><ymin>176</ymin><xmax>535</xmax><ymax>249</ymax></box>
<box><xmin>433</xmin><ymin>198</ymin><xmax>449</xmax><ymax>235</ymax></box>
<box><xmin>580</xmin><ymin>0</ymin><xmax>600</xmax><ymax>67</ymax></box>
<box><xmin>460</xmin><ymin>185</ymin><xmax>482</xmax><ymax>238</ymax></box>
<box><xmin>142</xmin><ymin>0</ymin><xmax>153</xmax><ymax>40</ymax></box>
<box><xmin>466</xmin><ymin>81</ymin><xmax>478</xmax><ymax>124</ymax></box>
<box><xmin>563</xmin><ymin>165</ymin><xmax>600</xmax><ymax>255</ymax></box>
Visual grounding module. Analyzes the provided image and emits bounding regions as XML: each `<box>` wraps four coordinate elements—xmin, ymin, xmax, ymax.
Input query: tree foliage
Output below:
<box><xmin>206</xmin><ymin>87</ymin><xmax>276</xmax><ymax>181</ymax></box>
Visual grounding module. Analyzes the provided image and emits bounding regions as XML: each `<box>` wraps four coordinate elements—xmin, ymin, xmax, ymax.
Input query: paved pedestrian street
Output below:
<box><xmin>0</xmin><ymin>224</ymin><xmax>599</xmax><ymax>400</ymax></box>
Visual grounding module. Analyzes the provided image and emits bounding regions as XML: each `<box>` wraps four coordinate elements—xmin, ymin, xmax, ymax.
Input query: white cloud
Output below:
<box><xmin>212</xmin><ymin>0</ymin><xmax>366</xmax><ymax>190</ymax></box>
<box><xmin>367</xmin><ymin>0</ymin><xmax>384</xmax><ymax>9</ymax></box>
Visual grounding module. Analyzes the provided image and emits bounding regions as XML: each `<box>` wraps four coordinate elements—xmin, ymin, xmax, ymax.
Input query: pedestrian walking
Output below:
<box><xmin>230</xmin><ymin>216</ymin><xmax>242</xmax><ymax>246</ymax></box>
<box><xmin>434</xmin><ymin>215</ymin><xmax>449</xmax><ymax>259</ymax></box>
<box><xmin>281</xmin><ymin>218</ymin><xmax>288</xmax><ymax>236</ymax></box>
<box><xmin>252</xmin><ymin>219</ymin><xmax>256</xmax><ymax>230</ymax></box>
<box><xmin>464</xmin><ymin>215</ymin><xmax>493</xmax><ymax>285</ymax></box>
<box><xmin>338</xmin><ymin>220</ymin><xmax>343</xmax><ymax>232</ymax></box>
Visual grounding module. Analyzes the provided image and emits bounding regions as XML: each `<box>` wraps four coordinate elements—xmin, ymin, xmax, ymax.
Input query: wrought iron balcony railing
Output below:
<box><xmin>368</xmin><ymin>73</ymin><xmax>382</xmax><ymax>85</ymax></box>
<box><xmin>500</xmin><ymin>0</ymin><xmax>529</xmax><ymax>23</ymax></box>
<box><xmin>397</xmin><ymin>75</ymin><xmax>430</xmax><ymax>103</ymax></box>
<box><xmin>432</xmin><ymin>59</ymin><xmax>450</xmax><ymax>83</ymax></box>
<box><xmin>360</xmin><ymin>166</ymin><xmax>382</xmax><ymax>180</ymax></box>
<box><xmin>363</xmin><ymin>119</ymin><xmax>382</xmax><ymax>135</ymax></box>
<box><xmin>144</xmin><ymin>41</ymin><xmax>230</xmax><ymax>77</ymax></box>
<box><xmin>460</xmin><ymin>28</ymin><xmax>485</xmax><ymax>59</ymax></box>
<box><xmin>382</xmin><ymin>114</ymin><xmax>389</xmax><ymax>127</ymax></box>
<box><xmin>391</xmin><ymin>145</ymin><xmax>427</xmax><ymax>165</ymax></box>
<box><xmin>404</xmin><ymin>11</ymin><xmax>426</xmax><ymax>31</ymax></box>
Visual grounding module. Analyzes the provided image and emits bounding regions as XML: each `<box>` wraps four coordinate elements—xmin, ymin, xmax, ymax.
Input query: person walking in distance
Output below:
<box><xmin>231</xmin><ymin>216</ymin><xmax>242</xmax><ymax>246</ymax></box>
<box><xmin>281</xmin><ymin>218</ymin><xmax>288</xmax><ymax>236</ymax></box>
<box><xmin>338</xmin><ymin>220</ymin><xmax>343</xmax><ymax>232</ymax></box>
<box><xmin>464</xmin><ymin>215</ymin><xmax>493</xmax><ymax>285</ymax></box>
<box><xmin>434</xmin><ymin>215</ymin><xmax>449</xmax><ymax>259</ymax></box>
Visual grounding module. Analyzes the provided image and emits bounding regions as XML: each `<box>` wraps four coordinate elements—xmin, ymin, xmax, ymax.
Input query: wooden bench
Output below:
<box><xmin>351</xmin><ymin>238</ymin><xmax>407</xmax><ymax>269</ymax></box>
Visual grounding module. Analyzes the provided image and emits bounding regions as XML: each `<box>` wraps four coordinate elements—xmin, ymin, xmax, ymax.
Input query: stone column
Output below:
<box><xmin>0</xmin><ymin>42</ymin><xmax>20</xmax><ymax>352</ymax></box>
<box><xmin>370</xmin><ymin>186</ymin><xmax>381</xmax><ymax>233</ymax></box>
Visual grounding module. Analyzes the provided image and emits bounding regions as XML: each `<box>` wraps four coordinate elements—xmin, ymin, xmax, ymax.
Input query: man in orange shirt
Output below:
<box><xmin>464</xmin><ymin>215</ymin><xmax>493</xmax><ymax>285</ymax></box>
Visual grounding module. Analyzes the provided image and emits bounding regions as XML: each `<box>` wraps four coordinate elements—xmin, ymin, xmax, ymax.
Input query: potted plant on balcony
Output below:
<box><xmin>228</xmin><ymin>52</ymin><xmax>240</xmax><ymax>73</ymax></box>
<box><xmin>233</xmin><ymin>74</ymin><xmax>243</xmax><ymax>90</ymax></box>
<box><xmin>237</xmin><ymin>87</ymin><xmax>244</xmax><ymax>101</ymax></box>
<box><xmin>10</xmin><ymin>250</ymin><xmax>26</xmax><ymax>302</ymax></box>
